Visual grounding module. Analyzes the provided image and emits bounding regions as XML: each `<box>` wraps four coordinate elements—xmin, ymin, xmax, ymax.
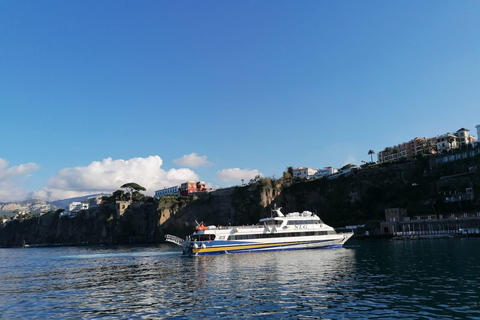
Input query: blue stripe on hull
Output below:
<box><xmin>190</xmin><ymin>243</ymin><xmax>344</xmax><ymax>256</ymax></box>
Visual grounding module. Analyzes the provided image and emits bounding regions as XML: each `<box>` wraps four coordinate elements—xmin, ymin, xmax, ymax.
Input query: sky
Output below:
<box><xmin>1</xmin><ymin>1</ymin><xmax>480</xmax><ymax>202</ymax></box>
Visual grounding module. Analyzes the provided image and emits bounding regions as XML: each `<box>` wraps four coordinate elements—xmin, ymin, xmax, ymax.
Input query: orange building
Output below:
<box><xmin>179</xmin><ymin>181</ymin><xmax>208</xmax><ymax>196</ymax></box>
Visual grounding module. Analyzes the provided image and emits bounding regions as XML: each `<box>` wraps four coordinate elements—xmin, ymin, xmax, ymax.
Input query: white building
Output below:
<box><xmin>88</xmin><ymin>196</ymin><xmax>103</xmax><ymax>209</ymax></box>
<box><xmin>292</xmin><ymin>167</ymin><xmax>318</xmax><ymax>179</ymax></box>
<box><xmin>435</xmin><ymin>133</ymin><xmax>458</xmax><ymax>153</ymax></box>
<box><xmin>313</xmin><ymin>167</ymin><xmax>338</xmax><ymax>179</ymax></box>
<box><xmin>454</xmin><ymin>128</ymin><xmax>476</xmax><ymax>147</ymax></box>
<box><xmin>68</xmin><ymin>202</ymin><xmax>88</xmax><ymax>212</ymax></box>
<box><xmin>476</xmin><ymin>124</ymin><xmax>480</xmax><ymax>147</ymax></box>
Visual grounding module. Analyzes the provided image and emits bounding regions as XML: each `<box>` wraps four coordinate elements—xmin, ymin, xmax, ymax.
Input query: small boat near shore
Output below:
<box><xmin>165</xmin><ymin>207</ymin><xmax>353</xmax><ymax>256</ymax></box>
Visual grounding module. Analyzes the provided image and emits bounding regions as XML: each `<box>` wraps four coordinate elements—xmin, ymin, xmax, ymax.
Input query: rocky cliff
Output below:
<box><xmin>1</xmin><ymin>154</ymin><xmax>479</xmax><ymax>247</ymax></box>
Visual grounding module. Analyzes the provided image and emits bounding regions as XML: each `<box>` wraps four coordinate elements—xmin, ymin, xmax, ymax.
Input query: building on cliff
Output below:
<box><xmin>380</xmin><ymin>208</ymin><xmax>480</xmax><ymax>236</ymax></box>
<box><xmin>115</xmin><ymin>201</ymin><xmax>130</xmax><ymax>218</ymax></box>
<box><xmin>378</xmin><ymin>127</ymin><xmax>478</xmax><ymax>164</ymax></box>
<box><xmin>378</xmin><ymin>137</ymin><xmax>434</xmax><ymax>163</ymax></box>
<box><xmin>431</xmin><ymin>144</ymin><xmax>480</xmax><ymax>165</ymax></box>
<box><xmin>154</xmin><ymin>186</ymin><xmax>180</xmax><ymax>198</ymax></box>
<box><xmin>476</xmin><ymin>124</ymin><xmax>480</xmax><ymax>147</ymax></box>
<box><xmin>88</xmin><ymin>196</ymin><xmax>104</xmax><ymax>209</ymax></box>
<box><xmin>292</xmin><ymin>167</ymin><xmax>318</xmax><ymax>179</ymax></box>
<box><xmin>180</xmin><ymin>181</ymin><xmax>208</xmax><ymax>196</ymax></box>
<box><xmin>68</xmin><ymin>202</ymin><xmax>88</xmax><ymax>212</ymax></box>
<box><xmin>313</xmin><ymin>167</ymin><xmax>338</xmax><ymax>179</ymax></box>
<box><xmin>154</xmin><ymin>181</ymin><xmax>209</xmax><ymax>198</ymax></box>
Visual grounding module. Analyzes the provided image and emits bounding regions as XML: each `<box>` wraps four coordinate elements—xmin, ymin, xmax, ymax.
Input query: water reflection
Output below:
<box><xmin>1</xmin><ymin>240</ymin><xmax>480</xmax><ymax>319</ymax></box>
<box><xmin>168</xmin><ymin>248</ymin><xmax>358</xmax><ymax>319</ymax></box>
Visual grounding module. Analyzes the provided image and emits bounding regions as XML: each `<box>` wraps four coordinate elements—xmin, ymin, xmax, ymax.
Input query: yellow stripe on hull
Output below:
<box><xmin>192</xmin><ymin>241</ymin><xmax>315</xmax><ymax>254</ymax></box>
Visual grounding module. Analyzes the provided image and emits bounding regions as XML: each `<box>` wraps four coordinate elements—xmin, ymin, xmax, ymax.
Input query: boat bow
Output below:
<box><xmin>165</xmin><ymin>234</ymin><xmax>185</xmax><ymax>246</ymax></box>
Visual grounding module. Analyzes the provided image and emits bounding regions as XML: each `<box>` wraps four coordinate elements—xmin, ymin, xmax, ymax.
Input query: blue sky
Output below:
<box><xmin>1</xmin><ymin>1</ymin><xmax>479</xmax><ymax>201</ymax></box>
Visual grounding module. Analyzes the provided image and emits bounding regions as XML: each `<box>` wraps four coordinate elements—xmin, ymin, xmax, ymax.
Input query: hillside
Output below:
<box><xmin>1</xmin><ymin>153</ymin><xmax>479</xmax><ymax>247</ymax></box>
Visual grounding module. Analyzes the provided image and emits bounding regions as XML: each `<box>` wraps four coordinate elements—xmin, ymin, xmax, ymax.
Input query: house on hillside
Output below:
<box><xmin>154</xmin><ymin>186</ymin><xmax>180</xmax><ymax>198</ymax></box>
<box><xmin>454</xmin><ymin>128</ymin><xmax>476</xmax><ymax>147</ymax></box>
<box><xmin>313</xmin><ymin>167</ymin><xmax>338</xmax><ymax>179</ymax></box>
<box><xmin>180</xmin><ymin>181</ymin><xmax>208</xmax><ymax>196</ymax></box>
<box><xmin>68</xmin><ymin>202</ymin><xmax>89</xmax><ymax>212</ymax></box>
<box><xmin>292</xmin><ymin>167</ymin><xmax>318</xmax><ymax>179</ymax></box>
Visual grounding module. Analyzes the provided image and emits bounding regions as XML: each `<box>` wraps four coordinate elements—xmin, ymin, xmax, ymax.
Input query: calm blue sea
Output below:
<box><xmin>1</xmin><ymin>238</ymin><xmax>479</xmax><ymax>319</ymax></box>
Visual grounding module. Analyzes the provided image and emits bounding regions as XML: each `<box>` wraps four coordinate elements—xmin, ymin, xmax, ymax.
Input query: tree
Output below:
<box><xmin>422</xmin><ymin>139</ymin><xmax>436</xmax><ymax>155</ymax></box>
<box><xmin>340</xmin><ymin>163</ymin><xmax>356</xmax><ymax>171</ymax></box>
<box><xmin>287</xmin><ymin>166</ymin><xmax>294</xmax><ymax>176</ymax></box>
<box><xmin>368</xmin><ymin>150</ymin><xmax>375</xmax><ymax>163</ymax></box>
<box><xmin>112</xmin><ymin>190</ymin><xmax>126</xmax><ymax>201</ymax></box>
<box><xmin>448</xmin><ymin>136</ymin><xmax>455</xmax><ymax>150</ymax></box>
<box><xmin>283</xmin><ymin>166</ymin><xmax>294</xmax><ymax>181</ymax></box>
<box><xmin>121</xmin><ymin>182</ymin><xmax>147</xmax><ymax>202</ymax></box>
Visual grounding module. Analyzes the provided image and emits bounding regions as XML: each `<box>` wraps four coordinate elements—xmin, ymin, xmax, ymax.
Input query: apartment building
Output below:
<box><xmin>154</xmin><ymin>181</ymin><xmax>209</xmax><ymax>198</ymax></box>
<box><xmin>313</xmin><ymin>167</ymin><xmax>338</xmax><ymax>178</ymax></box>
<box><xmin>378</xmin><ymin>137</ymin><xmax>433</xmax><ymax>163</ymax></box>
<box><xmin>378</xmin><ymin>126</ymin><xmax>478</xmax><ymax>163</ymax></box>
<box><xmin>68</xmin><ymin>201</ymin><xmax>89</xmax><ymax>212</ymax></box>
<box><xmin>292</xmin><ymin>167</ymin><xmax>318</xmax><ymax>179</ymax></box>
<box><xmin>154</xmin><ymin>186</ymin><xmax>180</xmax><ymax>198</ymax></box>
<box><xmin>454</xmin><ymin>128</ymin><xmax>476</xmax><ymax>147</ymax></box>
<box><xmin>476</xmin><ymin>125</ymin><xmax>480</xmax><ymax>147</ymax></box>
<box><xmin>435</xmin><ymin>133</ymin><xmax>458</xmax><ymax>153</ymax></box>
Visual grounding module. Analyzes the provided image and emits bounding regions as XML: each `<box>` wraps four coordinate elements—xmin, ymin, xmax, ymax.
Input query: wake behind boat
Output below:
<box><xmin>165</xmin><ymin>207</ymin><xmax>353</xmax><ymax>256</ymax></box>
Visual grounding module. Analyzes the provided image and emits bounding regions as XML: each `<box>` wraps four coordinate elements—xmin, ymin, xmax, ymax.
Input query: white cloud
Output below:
<box><xmin>0</xmin><ymin>158</ymin><xmax>40</xmax><ymax>202</ymax></box>
<box><xmin>173</xmin><ymin>153</ymin><xmax>213</xmax><ymax>168</ymax></box>
<box><xmin>33</xmin><ymin>156</ymin><xmax>198</xmax><ymax>201</ymax></box>
<box><xmin>217</xmin><ymin>168</ymin><xmax>262</xmax><ymax>182</ymax></box>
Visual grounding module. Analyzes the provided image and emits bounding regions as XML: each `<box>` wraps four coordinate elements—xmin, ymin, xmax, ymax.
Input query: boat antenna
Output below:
<box><xmin>271</xmin><ymin>204</ymin><xmax>284</xmax><ymax>217</ymax></box>
<box><xmin>271</xmin><ymin>204</ymin><xmax>282</xmax><ymax>217</ymax></box>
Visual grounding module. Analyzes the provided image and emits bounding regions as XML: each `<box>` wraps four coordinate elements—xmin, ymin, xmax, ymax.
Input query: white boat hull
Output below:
<box><xmin>182</xmin><ymin>233</ymin><xmax>353</xmax><ymax>256</ymax></box>
<box><xmin>165</xmin><ymin>208</ymin><xmax>354</xmax><ymax>256</ymax></box>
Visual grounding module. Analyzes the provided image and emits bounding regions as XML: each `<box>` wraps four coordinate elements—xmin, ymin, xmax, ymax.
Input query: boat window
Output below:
<box><xmin>227</xmin><ymin>231</ymin><xmax>336</xmax><ymax>240</ymax></box>
<box><xmin>264</xmin><ymin>220</ymin><xmax>282</xmax><ymax>226</ymax></box>
<box><xmin>287</xmin><ymin>220</ymin><xmax>319</xmax><ymax>225</ymax></box>
<box><xmin>191</xmin><ymin>234</ymin><xmax>216</xmax><ymax>241</ymax></box>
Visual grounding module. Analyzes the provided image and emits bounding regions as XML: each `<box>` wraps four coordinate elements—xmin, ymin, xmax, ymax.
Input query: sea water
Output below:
<box><xmin>1</xmin><ymin>238</ymin><xmax>479</xmax><ymax>319</ymax></box>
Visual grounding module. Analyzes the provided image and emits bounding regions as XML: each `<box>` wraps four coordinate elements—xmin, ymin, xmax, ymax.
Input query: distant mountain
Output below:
<box><xmin>0</xmin><ymin>194</ymin><xmax>110</xmax><ymax>216</ymax></box>
<box><xmin>0</xmin><ymin>199</ymin><xmax>58</xmax><ymax>216</ymax></box>
<box><xmin>49</xmin><ymin>193</ymin><xmax>110</xmax><ymax>210</ymax></box>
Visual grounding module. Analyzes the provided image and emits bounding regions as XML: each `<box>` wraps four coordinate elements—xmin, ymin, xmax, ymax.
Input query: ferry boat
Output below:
<box><xmin>165</xmin><ymin>207</ymin><xmax>354</xmax><ymax>256</ymax></box>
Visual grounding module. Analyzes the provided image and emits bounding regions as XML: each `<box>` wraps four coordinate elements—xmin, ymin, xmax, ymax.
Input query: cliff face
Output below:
<box><xmin>0</xmin><ymin>182</ymin><xmax>278</xmax><ymax>247</ymax></box>
<box><xmin>0</xmin><ymin>210</ymin><xmax>111</xmax><ymax>247</ymax></box>
<box><xmin>157</xmin><ymin>182</ymin><xmax>277</xmax><ymax>238</ymax></box>
<box><xmin>1</xmin><ymin>155</ymin><xmax>479</xmax><ymax>247</ymax></box>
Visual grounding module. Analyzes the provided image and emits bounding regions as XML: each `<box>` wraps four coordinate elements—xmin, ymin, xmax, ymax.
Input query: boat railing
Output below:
<box><xmin>165</xmin><ymin>234</ymin><xmax>185</xmax><ymax>246</ymax></box>
<box><xmin>215</xmin><ymin>225</ymin><xmax>265</xmax><ymax>230</ymax></box>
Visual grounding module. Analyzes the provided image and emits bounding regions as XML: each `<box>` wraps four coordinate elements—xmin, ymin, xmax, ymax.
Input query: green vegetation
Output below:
<box><xmin>102</xmin><ymin>183</ymin><xmax>151</xmax><ymax>203</ymax></box>
<box><xmin>368</xmin><ymin>149</ymin><xmax>375</xmax><ymax>163</ymax></box>
<box><xmin>340</xmin><ymin>163</ymin><xmax>356</xmax><ymax>170</ymax></box>
<box><xmin>121</xmin><ymin>182</ymin><xmax>147</xmax><ymax>202</ymax></box>
<box><xmin>2</xmin><ymin>149</ymin><xmax>478</xmax><ymax>247</ymax></box>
